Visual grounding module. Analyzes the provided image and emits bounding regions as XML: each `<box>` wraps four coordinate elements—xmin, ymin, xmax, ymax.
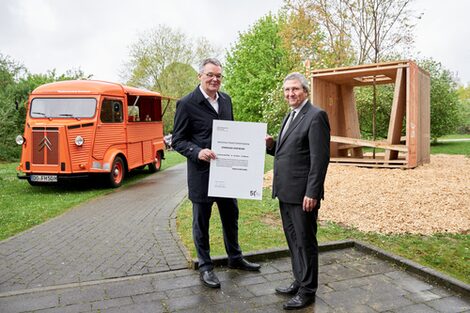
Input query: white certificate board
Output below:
<box><xmin>208</xmin><ymin>120</ymin><xmax>267</xmax><ymax>200</ymax></box>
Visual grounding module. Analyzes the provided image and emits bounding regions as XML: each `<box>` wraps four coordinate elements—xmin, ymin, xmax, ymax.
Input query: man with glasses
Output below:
<box><xmin>266</xmin><ymin>72</ymin><xmax>330</xmax><ymax>310</ymax></box>
<box><xmin>172</xmin><ymin>58</ymin><xmax>260</xmax><ymax>289</ymax></box>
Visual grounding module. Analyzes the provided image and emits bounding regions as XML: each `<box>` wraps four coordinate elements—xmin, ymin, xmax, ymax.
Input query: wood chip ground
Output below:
<box><xmin>263</xmin><ymin>155</ymin><xmax>470</xmax><ymax>235</ymax></box>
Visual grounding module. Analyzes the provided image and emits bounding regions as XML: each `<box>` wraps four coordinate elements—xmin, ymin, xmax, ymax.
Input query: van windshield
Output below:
<box><xmin>30</xmin><ymin>98</ymin><xmax>96</xmax><ymax>118</ymax></box>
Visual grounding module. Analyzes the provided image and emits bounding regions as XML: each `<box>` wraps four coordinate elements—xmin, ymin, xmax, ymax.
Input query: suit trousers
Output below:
<box><xmin>279</xmin><ymin>201</ymin><xmax>319</xmax><ymax>295</ymax></box>
<box><xmin>192</xmin><ymin>198</ymin><xmax>243</xmax><ymax>272</ymax></box>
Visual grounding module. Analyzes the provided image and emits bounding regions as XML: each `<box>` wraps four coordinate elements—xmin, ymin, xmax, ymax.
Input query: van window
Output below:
<box><xmin>30</xmin><ymin>98</ymin><xmax>96</xmax><ymax>118</ymax></box>
<box><xmin>127</xmin><ymin>95</ymin><xmax>162</xmax><ymax>122</ymax></box>
<box><xmin>101</xmin><ymin>99</ymin><xmax>123</xmax><ymax>123</ymax></box>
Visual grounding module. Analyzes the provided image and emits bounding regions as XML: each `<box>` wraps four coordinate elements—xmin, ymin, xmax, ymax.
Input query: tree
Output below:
<box><xmin>355</xmin><ymin>84</ymin><xmax>395</xmax><ymax>139</ymax></box>
<box><xmin>284</xmin><ymin>0</ymin><xmax>416</xmax><ymax>65</ymax></box>
<box><xmin>278</xmin><ymin>7</ymin><xmax>329</xmax><ymax>69</ymax></box>
<box><xmin>419</xmin><ymin>59</ymin><xmax>463</xmax><ymax>141</ymax></box>
<box><xmin>283</xmin><ymin>0</ymin><xmax>356</xmax><ymax>67</ymax></box>
<box><xmin>158</xmin><ymin>62</ymin><xmax>198</xmax><ymax>133</ymax></box>
<box><xmin>456</xmin><ymin>84</ymin><xmax>470</xmax><ymax>134</ymax></box>
<box><xmin>0</xmin><ymin>53</ymin><xmax>89</xmax><ymax>161</ymax></box>
<box><xmin>224</xmin><ymin>14</ymin><xmax>294</xmax><ymax>133</ymax></box>
<box><xmin>122</xmin><ymin>25</ymin><xmax>219</xmax><ymax>92</ymax></box>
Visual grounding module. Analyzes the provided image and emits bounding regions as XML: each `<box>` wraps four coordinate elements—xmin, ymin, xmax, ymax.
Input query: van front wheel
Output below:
<box><xmin>148</xmin><ymin>151</ymin><xmax>162</xmax><ymax>173</ymax></box>
<box><xmin>108</xmin><ymin>156</ymin><xmax>125</xmax><ymax>188</ymax></box>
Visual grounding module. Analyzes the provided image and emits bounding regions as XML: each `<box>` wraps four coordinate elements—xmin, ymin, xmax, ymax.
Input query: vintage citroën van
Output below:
<box><xmin>16</xmin><ymin>80</ymin><xmax>170</xmax><ymax>187</ymax></box>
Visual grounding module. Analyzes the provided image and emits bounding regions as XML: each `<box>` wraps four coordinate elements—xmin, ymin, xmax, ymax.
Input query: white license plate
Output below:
<box><xmin>30</xmin><ymin>175</ymin><xmax>58</xmax><ymax>182</ymax></box>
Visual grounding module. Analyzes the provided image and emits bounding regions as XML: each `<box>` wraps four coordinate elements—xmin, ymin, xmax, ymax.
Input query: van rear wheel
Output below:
<box><xmin>148</xmin><ymin>151</ymin><xmax>162</xmax><ymax>173</ymax></box>
<box><xmin>108</xmin><ymin>156</ymin><xmax>125</xmax><ymax>188</ymax></box>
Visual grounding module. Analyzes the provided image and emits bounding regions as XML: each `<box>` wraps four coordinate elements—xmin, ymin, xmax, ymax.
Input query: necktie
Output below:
<box><xmin>280</xmin><ymin>110</ymin><xmax>296</xmax><ymax>140</ymax></box>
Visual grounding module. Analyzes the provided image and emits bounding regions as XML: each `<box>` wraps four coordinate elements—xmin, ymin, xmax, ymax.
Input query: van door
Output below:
<box><xmin>93</xmin><ymin>98</ymin><xmax>126</xmax><ymax>166</ymax></box>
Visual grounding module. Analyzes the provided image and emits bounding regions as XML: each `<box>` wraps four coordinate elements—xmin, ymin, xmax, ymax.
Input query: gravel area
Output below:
<box><xmin>264</xmin><ymin>155</ymin><xmax>470</xmax><ymax>235</ymax></box>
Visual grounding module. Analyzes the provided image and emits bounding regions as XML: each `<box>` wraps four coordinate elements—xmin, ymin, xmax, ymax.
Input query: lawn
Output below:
<box><xmin>0</xmin><ymin>151</ymin><xmax>185</xmax><ymax>241</ymax></box>
<box><xmin>438</xmin><ymin>134</ymin><xmax>470</xmax><ymax>139</ymax></box>
<box><xmin>431</xmin><ymin>140</ymin><xmax>470</xmax><ymax>155</ymax></box>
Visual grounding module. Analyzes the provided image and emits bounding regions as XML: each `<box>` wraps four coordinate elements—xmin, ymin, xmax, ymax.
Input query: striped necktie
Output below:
<box><xmin>280</xmin><ymin>110</ymin><xmax>296</xmax><ymax>140</ymax></box>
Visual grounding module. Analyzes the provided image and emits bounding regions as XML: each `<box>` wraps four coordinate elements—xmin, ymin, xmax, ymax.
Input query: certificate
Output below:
<box><xmin>208</xmin><ymin>120</ymin><xmax>267</xmax><ymax>200</ymax></box>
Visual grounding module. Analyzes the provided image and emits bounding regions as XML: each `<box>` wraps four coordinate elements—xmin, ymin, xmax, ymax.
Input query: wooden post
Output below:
<box><xmin>340</xmin><ymin>85</ymin><xmax>363</xmax><ymax>157</ymax></box>
<box><xmin>385</xmin><ymin>67</ymin><xmax>406</xmax><ymax>161</ymax></box>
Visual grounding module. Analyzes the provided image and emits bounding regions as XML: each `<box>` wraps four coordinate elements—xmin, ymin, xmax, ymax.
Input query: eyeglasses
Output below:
<box><xmin>202</xmin><ymin>72</ymin><xmax>224</xmax><ymax>80</ymax></box>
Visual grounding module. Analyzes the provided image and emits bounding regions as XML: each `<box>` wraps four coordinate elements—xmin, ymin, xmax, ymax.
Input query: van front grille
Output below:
<box><xmin>32</xmin><ymin>127</ymin><xmax>59</xmax><ymax>165</ymax></box>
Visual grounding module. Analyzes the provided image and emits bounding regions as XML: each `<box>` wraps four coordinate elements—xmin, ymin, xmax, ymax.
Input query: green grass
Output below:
<box><xmin>176</xmin><ymin>154</ymin><xmax>469</xmax><ymax>284</ymax></box>
<box><xmin>438</xmin><ymin>134</ymin><xmax>470</xmax><ymax>139</ymax></box>
<box><xmin>431</xmin><ymin>141</ymin><xmax>470</xmax><ymax>156</ymax></box>
<box><xmin>0</xmin><ymin>151</ymin><xmax>186</xmax><ymax>241</ymax></box>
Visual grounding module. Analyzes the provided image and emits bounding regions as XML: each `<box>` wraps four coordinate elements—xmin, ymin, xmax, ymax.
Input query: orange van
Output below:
<box><xmin>16</xmin><ymin>80</ymin><xmax>171</xmax><ymax>187</ymax></box>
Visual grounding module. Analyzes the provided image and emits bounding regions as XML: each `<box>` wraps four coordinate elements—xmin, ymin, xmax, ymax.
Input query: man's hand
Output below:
<box><xmin>303</xmin><ymin>196</ymin><xmax>317</xmax><ymax>212</ymax></box>
<box><xmin>265</xmin><ymin>135</ymin><xmax>274</xmax><ymax>150</ymax></box>
<box><xmin>198</xmin><ymin>148</ymin><xmax>216</xmax><ymax>162</ymax></box>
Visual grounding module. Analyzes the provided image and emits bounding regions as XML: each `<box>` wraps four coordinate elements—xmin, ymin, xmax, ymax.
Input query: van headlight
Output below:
<box><xmin>16</xmin><ymin>135</ymin><xmax>25</xmax><ymax>145</ymax></box>
<box><xmin>75</xmin><ymin>136</ymin><xmax>84</xmax><ymax>146</ymax></box>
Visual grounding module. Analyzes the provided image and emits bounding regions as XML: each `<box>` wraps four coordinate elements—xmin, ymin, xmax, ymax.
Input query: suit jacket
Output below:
<box><xmin>267</xmin><ymin>101</ymin><xmax>330</xmax><ymax>204</ymax></box>
<box><xmin>172</xmin><ymin>86</ymin><xmax>235</xmax><ymax>202</ymax></box>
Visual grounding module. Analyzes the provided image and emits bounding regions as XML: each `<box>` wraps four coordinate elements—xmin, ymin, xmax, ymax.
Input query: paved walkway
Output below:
<box><xmin>1</xmin><ymin>163</ymin><xmax>469</xmax><ymax>312</ymax></box>
<box><xmin>0</xmin><ymin>164</ymin><xmax>188</xmax><ymax>293</ymax></box>
<box><xmin>1</xmin><ymin>249</ymin><xmax>469</xmax><ymax>313</ymax></box>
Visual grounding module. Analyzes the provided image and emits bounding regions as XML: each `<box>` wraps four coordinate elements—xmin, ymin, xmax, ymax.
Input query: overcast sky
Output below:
<box><xmin>1</xmin><ymin>0</ymin><xmax>469</xmax><ymax>85</ymax></box>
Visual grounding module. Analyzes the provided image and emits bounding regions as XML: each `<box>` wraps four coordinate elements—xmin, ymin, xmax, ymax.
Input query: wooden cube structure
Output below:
<box><xmin>309</xmin><ymin>60</ymin><xmax>430</xmax><ymax>168</ymax></box>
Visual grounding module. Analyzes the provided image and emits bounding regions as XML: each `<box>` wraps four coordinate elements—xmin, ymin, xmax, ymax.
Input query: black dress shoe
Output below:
<box><xmin>228</xmin><ymin>258</ymin><xmax>261</xmax><ymax>271</ymax></box>
<box><xmin>200</xmin><ymin>270</ymin><xmax>220</xmax><ymax>288</ymax></box>
<box><xmin>283</xmin><ymin>293</ymin><xmax>315</xmax><ymax>310</ymax></box>
<box><xmin>275</xmin><ymin>282</ymin><xmax>300</xmax><ymax>295</ymax></box>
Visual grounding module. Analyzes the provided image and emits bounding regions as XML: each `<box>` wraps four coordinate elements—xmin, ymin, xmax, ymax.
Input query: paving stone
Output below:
<box><xmin>0</xmin><ymin>293</ymin><xmax>58</xmax><ymax>313</ymax></box>
<box><xmin>426</xmin><ymin>296</ymin><xmax>470</xmax><ymax>313</ymax></box>
<box><xmin>367</xmin><ymin>295</ymin><xmax>415</xmax><ymax>311</ymax></box>
<box><xmin>207</xmin><ymin>286</ymin><xmax>254</xmax><ymax>303</ymax></box>
<box><xmin>359</xmin><ymin>279</ymin><xmax>409</xmax><ymax>299</ymax></box>
<box><xmin>322</xmin><ymin>262</ymin><xmax>367</xmax><ymax>281</ymax></box>
<box><xmin>231</xmin><ymin>273</ymin><xmax>268</xmax><ymax>286</ymax></box>
<box><xmin>165</xmin><ymin>287</ymin><xmax>194</xmax><ymax>298</ymax></box>
<box><xmin>325</xmin><ymin>304</ymin><xmax>378</xmax><ymax>313</ymax></box>
<box><xmin>105</xmin><ymin>280</ymin><xmax>154</xmax><ymax>298</ymax></box>
<box><xmin>246</xmin><ymin>293</ymin><xmax>285</xmax><ymax>307</ymax></box>
<box><xmin>90</xmin><ymin>297</ymin><xmax>133</xmax><ymax>311</ymax></box>
<box><xmin>327</xmin><ymin>273</ymin><xmax>389</xmax><ymax>291</ymax></box>
<box><xmin>319</xmin><ymin>286</ymin><xmax>371</xmax><ymax>307</ymax></box>
<box><xmin>104</xmin><ymin>301</ymin><xmax>165</xmax><ymax>313</ymax></box>
<box><xmin>405</xmin><ymin>289</ymin><xmax>445</xmax><ymax>302</ymax></box>
<box><xmin>59</xmin><ymin>286</ymin><xmax>107</xmax><ymax>305</ymax></box>
<box><xmin>33</xmin><ymin>303</ymin><xmax>92</xmax><ymax>313</ymax></box>
<box><xmin>131</xmin><ymin>291</ymin><xmax>167</xmax><ymax>304</ymax></box>
<box><xmin>262</xmin><ymin>271</ymin><xmax>292</xmax><ymax>282</ymax></box>
<box><xmin>163</xmin><ymin>294</ymin><xmax>214</xmax><ymax>311</ymax></box>
<box><xmin>393</xmin><ymin>303</ymin><xmax>439</xmax><ymax>313</ymax></box>
<box><xmin>385</xmin><ymin>270</ymin><xmax>434</xmax><ymax>293</ymax></box>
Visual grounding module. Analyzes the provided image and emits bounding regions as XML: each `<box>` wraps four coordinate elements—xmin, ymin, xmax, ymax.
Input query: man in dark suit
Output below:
<box><xmin>172</xmin><ymin>58</ymin><xmax>260</xmax><ymax>289</ymax></box>
<box><xmin>266</xmin><ymin>72</ymin><xmax>330</xmax><ymax>310</ymax></box>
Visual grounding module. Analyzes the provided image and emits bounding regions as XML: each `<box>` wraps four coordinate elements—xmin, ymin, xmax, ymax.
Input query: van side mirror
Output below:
<box><xmin>15</xmin><ymin>100</ymin><xmax>19</xmax><ymax>110</ymax></box>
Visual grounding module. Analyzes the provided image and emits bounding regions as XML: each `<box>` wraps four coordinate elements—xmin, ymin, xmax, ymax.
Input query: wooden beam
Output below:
<box><xmin>385</xmin><ymin>67</ymin><xmax>406</xmax><ymax>160</ymax></box>
<box><xmin>331</xmin><ymin>157</ymin><xmax>406</xmax><ymax>164</ymax></box>
<box><xmin>331</xmin><ymin>135</ymin><xmax>408</xmax><ymax>152</ymax></box>
<box><xmin>312</xmin><ymin>64</ymin><xmax>408</xmax><ymax>78</ymax></box>
<box><xmin>340</xmin><ymin>85</ymin><xmax>363</xmax><ymax>157</ymax></box>
<box><xmin>311</xmin><ymin>60</ymin><xmax>410</xmax><ymax>75</ymax></box>
<box><xmin>330</xmin><ymin>161</ymin><xmax>407</xmax><ymax>169</ymax></box>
